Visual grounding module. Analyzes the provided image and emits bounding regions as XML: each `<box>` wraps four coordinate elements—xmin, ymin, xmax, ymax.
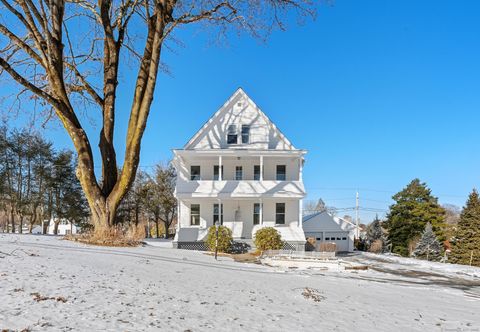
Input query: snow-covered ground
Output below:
<box><xmin>1</xmin><ymin>234</ymin><xmax>479</xmax><ymax>331</ymax></box>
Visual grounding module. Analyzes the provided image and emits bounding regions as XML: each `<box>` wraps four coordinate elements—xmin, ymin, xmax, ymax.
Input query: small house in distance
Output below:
<box><xmin>47</xmin><ymin>218</ymin><xmax>81</xmax><ymax>235</ymax></box>
<box><xmin>303</xmin><ymin>211</ymin><xmax>355</xmax><ymax>252</ymax></box>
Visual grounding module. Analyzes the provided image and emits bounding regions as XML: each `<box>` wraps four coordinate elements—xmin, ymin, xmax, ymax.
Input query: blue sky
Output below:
<box><xmin>5</xmin><ymin>0</ymin><xmax>480</xmax><ymax>223</ymax></box>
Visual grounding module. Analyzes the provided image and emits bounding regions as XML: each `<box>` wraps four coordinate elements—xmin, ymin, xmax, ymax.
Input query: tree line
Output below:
<box><xmin>363</xmin><ymin>179</ymin><xmax>480</xmax><ymax>267</ymax></box>
<box><xmin>0</xmin><ymin>128</ymin><xmax>177</xmax><ymax>237</ymax></box>
<box><xmin>0</xmin><ymin>127</ymin><xmax>89</xmax><ymax>234</ymax></box>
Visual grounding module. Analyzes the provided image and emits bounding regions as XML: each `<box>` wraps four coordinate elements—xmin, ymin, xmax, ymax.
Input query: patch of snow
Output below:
<box><xmin>0</xmin><ymin>234</ymin><xmax>479</xmax><ymax>331</ymax></box>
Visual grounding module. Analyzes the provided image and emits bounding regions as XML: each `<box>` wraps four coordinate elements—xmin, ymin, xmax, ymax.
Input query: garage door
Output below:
<box><xmin>325</xmin><ymin>232</ymin><xmax>349</xmax><ymax>252</ymax></box>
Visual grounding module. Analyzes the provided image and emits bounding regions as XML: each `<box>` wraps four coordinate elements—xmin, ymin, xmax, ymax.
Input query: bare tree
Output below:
<box><xmin>142</xmin><ymin>163</ymin><xmax>176</xmax><ymax>238</ymax></box>
<box><xmin>0</xmin><ymin>0</ymin><xmax>315</xmax><ymax>231</ymax></box>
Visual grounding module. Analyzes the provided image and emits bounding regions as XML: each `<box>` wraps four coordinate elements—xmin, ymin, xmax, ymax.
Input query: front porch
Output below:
<box><xmin>173</xmin><ymin>198</ymin><xmax>306</xmax><ymax>250</ymax></box>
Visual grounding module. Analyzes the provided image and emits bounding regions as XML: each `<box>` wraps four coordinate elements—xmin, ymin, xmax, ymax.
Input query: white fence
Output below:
<box><xmin>262</xmin><ymin>250</ymin><xmax>336</xmax><ymax>260</ymax></box>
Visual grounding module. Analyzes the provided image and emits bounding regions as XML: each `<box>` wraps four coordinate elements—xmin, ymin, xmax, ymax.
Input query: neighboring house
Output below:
<box><xmin>31</xmin><ymin>225</ymin><xmax>43</xmax><ymax>234</ymax></box>
<box><xmin>303</xmin><ymin>211</ymin><xmax>355</xmax><ymax>252</ymax></box>
<box><xmin>172</xmin><ymin>88</ymin><xmax>307</xmax><ymax>250</ymax></box>
<box><xmin>47</xmin><ymin>218</ymin><xmax>81</xmax><ymax>235</ymax></box>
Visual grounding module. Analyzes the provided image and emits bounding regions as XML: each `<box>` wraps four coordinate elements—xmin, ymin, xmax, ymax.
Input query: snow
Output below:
<box><xmin>1</xmin><ymin>234</ymin><xmax>479</xmax><ymax>331</ymax></box>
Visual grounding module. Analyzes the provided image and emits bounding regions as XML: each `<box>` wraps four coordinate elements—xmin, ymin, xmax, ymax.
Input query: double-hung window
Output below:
<box><xmin>254</xmin><ymin>165</ymin><xmax>261</xmax><ymax>181</ymax></box>
<box><xmin>241</xmin><ymin>125</ymin><xmax>250</xmax><ymax>144</ymax></box>
<box><xmin>191</xmin><ymin>204</ymin><xmax>200</xmax><ymax>226</ymax></box>
<box><xmin>275</xmin><ymin>203</ymin><xmax>285</xmax><ymax>225</ymax></box>
<box><xmin>213</xmin><ymin>203</ymin><xmax>223</xmax><ymax>225</ymax></box>
<box><xmin>190</xmin><ymin>166</ymin><xmax>201</xmax><ymax>180</ymax></box>
<box><xmin>235</xmin><ymin>166</ymin><xmax>243</xmax><ymax>180</ymax></box>
<box><xmin>253</xmin><ymin>203</ymin><xmax>262</xmax><ymax>225</ymax></box>
<box><xmin>276</xmin><ymin>165</ymin><xmax>286</xmax><ymax>181</ymax></box>
<box><xmin>227</xmin><ymin>125</ymin><xmax>238</xmax><ymax>144</ymax></box>
<box><xmin>213</xmin><ymin>165</ymin><xmax>224</xmax><ymax>180</ymax></box>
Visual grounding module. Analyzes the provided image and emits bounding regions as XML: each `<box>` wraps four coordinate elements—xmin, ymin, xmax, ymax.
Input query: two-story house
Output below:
<box><xmin>172</xmin><ymin>88</ymin><xmax>306</xmax><ymax>250</ymax></box>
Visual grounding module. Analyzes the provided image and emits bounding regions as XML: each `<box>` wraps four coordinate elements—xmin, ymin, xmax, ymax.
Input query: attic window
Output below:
<box><xmin>241</xmin><ymin>125</ymin><xmax>250</xmax><ymax>144</ymax></box>
<box><xmin>227</xmin><ymin>125</ymin><xmax>237</xmax><ymax>144</ymax></box>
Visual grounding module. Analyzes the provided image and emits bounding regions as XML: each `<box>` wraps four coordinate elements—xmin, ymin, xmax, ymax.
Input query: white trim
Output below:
<box><xmin>183</xmin><ymin>88</ymin><xmax>297</xmax><ymax>150</ymax></box>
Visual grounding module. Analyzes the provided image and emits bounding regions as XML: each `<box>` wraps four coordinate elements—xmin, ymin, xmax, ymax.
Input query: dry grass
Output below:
<box><xmin>368</xmin><ymin>239</ymin><xmax>384</xmax><ymax>253</ymax></box>
<box><xmin>318</xmin><ymin>242</ymin><xmax>337</xmax><ymax>252</ymax></box>
<box><xmin>232</xmin><ymin>251</ymin><xmax>261</xmax><ymax>263</ymax></box>
<box><xmin>64</xmin><ymin>223</ymin><xmax>145</xmax><ymax>247</ymax></box>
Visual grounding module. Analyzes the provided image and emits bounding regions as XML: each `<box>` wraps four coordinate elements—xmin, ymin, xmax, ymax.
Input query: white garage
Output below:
<box><xmin>302</xmin><ymin>211</ymin><xmax>356</xmax><ymax>252</ymax></box>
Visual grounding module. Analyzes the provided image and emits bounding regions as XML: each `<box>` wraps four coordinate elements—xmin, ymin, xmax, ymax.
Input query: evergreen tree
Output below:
<box><xmin>385</xmin><ymin>179</ymin><xmax>446</xmax><ymax>256</ymax></box>
<box><xmin>412</xmin><ymin>222</ymin><xmax>443</xmax><ymax>261</ymax></box>
<box><xmin>449</xmin><ymin>189</ymin><xmax>480</xmax><ymax>266</ymax></box>
<box><xmin>366</xmin><ymin>215</ymin><xmax>390</xmax><ymax>253</ymax></box>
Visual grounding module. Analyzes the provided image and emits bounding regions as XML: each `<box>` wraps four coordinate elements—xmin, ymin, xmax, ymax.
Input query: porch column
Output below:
<box><xmin>217</xmin><ymin>198</ymin><xmax>222</xmax><ymax>226</ymax></box>
<box><xmin>260</xmin><ymin>155</ymin><xmax>264</xmax><ymax>181</ymax></box>
<box><xmin>177</xmin><ymin>200</ymin><xmax>181</xmax><ymax>230</ymax></box>
<box><xmin>298</xmin><ymin>199</ymin><xmax>303</xmax><ymax>227</ymax></box>
<box><xmin>259</xmin><ymin>198</ymin><xmax>263</xmax><ymax>225</ymax></box>
<box><xmin>299</xmin><ymin>157</ymin><xmax>303</xmax><ymax>181</ymax></box>
<box><xmin>219</xmin><ymin>155</ymin><xmax>223</xmax><ymax>181</ymax></box>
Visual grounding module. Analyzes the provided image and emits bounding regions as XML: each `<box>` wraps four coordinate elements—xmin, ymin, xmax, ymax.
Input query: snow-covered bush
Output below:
<box><xmin>412</xmin><ymin>222</ymin><xmax>443</xmax><ymax>261</ymax></box>
<box><xmin>254</xmin><ymin>227</ymin><xmax>283</xmax><ymax>251</ymax></box>
<box><xmin>206</xmin><ymin>225</ymin><xmax>233</xmax><ymax>253</ymax></box>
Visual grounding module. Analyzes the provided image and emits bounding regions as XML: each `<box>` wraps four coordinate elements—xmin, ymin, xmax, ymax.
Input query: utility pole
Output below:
<box><xmin>355</xmin><ymin>191</ymin><xmax>359</xmax><ymax>239</ymax></box>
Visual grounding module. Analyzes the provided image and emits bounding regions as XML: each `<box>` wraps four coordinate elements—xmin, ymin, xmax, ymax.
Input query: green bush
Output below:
<box><xmin>393</xmin><ymin>245</ymin><xmax>409</xmax><ymax>257</ymax></box>
<box><xmin>254</xmin><ymin>227</ymin><xmax>283</xmax><ymax>251</ymax></box>
<box><xmin>206</xmin><ymin>225</ymin><xmax>233</xmax><ymax>253</ymax></box>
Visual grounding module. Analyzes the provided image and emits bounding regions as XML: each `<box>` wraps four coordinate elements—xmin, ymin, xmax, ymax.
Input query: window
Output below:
<box><xmin>213</xmin><ymin>204</ymin><xmax>223</xmax><ymax>225</ymax></box>
<box><xmin>254</xmin><ymin>165</ymin><xmax>261</xmax><ymax>181</ymax></box>
<box><xmin>316</xmin><ymin>237</ymin><xmax>321</xmax><ymax>241</ymax></box>
<box><xmin>235</xmin><ymin>166</ymin><xmax>243</xmax><ymax>180</ymax></box>
<box><xmin>276</xmin><ymin>165</ymin><xmax>286</xmax><ymax>181</ymax></box>
<box><xmin>275</xmin><ymin>203</ymin><xmax>285</xmax><ymax>224</ymax></box>
<box><xmin>342</xmin><ymin>237</ymin><xmax>347</xmax><ymax>240</ymax></box>
<box><xmin>325</xmin><ymin>237</ymin><xmax>330</xmax><ymax>241</ymax></box>
<box><xmin>191</xmin><ymin>204</ymin><xmax>200</xmax><ymax>226</ymax></box>
<box><xmin>241</xmin><ymin>125</ymin><xmax>250</xmax><ymax>144</ymax></box>
<box><xmin>213</xmin><ymin>165</ymin><xmax>224</xmax><ymax>180</ymax></box>
<box><xmin>253</xmin><ymin>203</ymin><xmax>262</xmax><ymax>225</ymax></box>
<box><xmin>190</xmin><ymin>166</ymin><xmax>201</xmax><ymax>180</ymax></box>
<box><xmin>227</xmin><ymin>125</ymin><xmax>237</xmax><ymax>144</ymax></box>
<box><xmin>337</xmin><ymin>237</ymin><xmax>341</xmax><ymax>241</ymax></box>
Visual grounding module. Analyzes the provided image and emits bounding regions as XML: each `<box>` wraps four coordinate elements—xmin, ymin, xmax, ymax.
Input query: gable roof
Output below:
<box><xmin>303</xmin><ymin>211</ymin><xmax>356</xmax><ymax>232</ymax></box>
<box><xmin>183</xmin><ymin>88</ymin><xmax>296</xmax><ymax>150</ymax></box>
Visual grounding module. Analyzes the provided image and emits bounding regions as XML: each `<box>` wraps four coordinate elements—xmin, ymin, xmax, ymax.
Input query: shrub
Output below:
<box><xmin>305</xmin><ymin>237</ymin><xmax>316</xmax><ymax>251</ymax></box>
<box><xmin>368</xmin><ymin>239</ymin><xmax>383</xmax><ymax>253</ymax></box>
<box><xmin>393</xmin><ymin>245</ymin><xmax>409</xmax><ymax>257</ymax></box>
<box><xmin>206</xmin><ymin>225</ymin><xmax>233</xmax><ymax>253</ymax></box>
<box><xmin>318</xmin><ymin>242</ymin><xmax>336</xmax><ymax>252</ymax></box>
<box><xmin>254</xmin><ymin>227</ymin><xmax>283</xmax><ymax>251</ymax></box>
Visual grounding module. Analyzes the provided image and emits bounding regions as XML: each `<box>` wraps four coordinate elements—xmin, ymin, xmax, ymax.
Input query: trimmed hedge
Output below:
<box><xmin>254</xmin><ymin>227</ymin><xmax>283</xmax><ymax>251</ymax></box>
<box><xmin>206</xmin><ymin>225</ymin><xmax>233</xmax><ymax>253</ymax></box>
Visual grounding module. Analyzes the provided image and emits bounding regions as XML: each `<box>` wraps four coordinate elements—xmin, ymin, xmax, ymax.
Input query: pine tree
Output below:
<box><xmin>449</xmin><ymin>189</ymin><xmax>480</xmax><ymax>266</ymax></box>
<box><xmin>385</xmin><ymin>179</ymin><xmax>446</xmax><ymax>256</ymax></box>
<box><xmin>366</xmin><ymin>215</ymin><xmax>390</xmax><ymax>253</ymax></box>
<box><xmin>412</xmin><ymin>222</ymin><xmax>443</xmax><ymax>261</ymax></box>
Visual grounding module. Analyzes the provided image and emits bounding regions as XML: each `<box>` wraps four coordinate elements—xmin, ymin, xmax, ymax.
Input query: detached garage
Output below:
<box><xmin>303</xmin><ymin>211</ymin><xmax>355</xmax><ymax>252</ymax></box>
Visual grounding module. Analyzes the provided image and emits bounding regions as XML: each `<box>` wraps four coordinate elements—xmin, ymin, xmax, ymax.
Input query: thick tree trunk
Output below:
<box><xmin>155</xmin><ymin>221</ymin><xmax>160</xmax><ymax>238</ymax></box>
<box><xmin>54</xmin><ymin>221</ymin><xmax>59</xmax><ymax>235</ymax></box>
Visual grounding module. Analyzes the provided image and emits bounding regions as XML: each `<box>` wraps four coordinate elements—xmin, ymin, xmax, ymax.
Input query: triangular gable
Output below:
<box><xmin>184</xmin><ymin>88</ymin><xmax>296</xmax><ymax>150</ymax></box>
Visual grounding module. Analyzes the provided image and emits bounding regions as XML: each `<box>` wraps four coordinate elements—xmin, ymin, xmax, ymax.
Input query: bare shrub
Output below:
<box><xmin>318</xmin><ymin>242</ymin><xmax>337</xmax><ymax>252</ymax></box>
<box><xmin>65</xmin><ymin>223</ymin><xmax>145</xmax><ymax>247</ymax></box>
<box><xmin>368</xmin><ymin>239</ymin><xmax>384</xmax><ymax>253</ymax></box>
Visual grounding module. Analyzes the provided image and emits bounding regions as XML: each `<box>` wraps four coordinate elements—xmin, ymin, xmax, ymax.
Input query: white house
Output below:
<box><xmin>302</xmin><ymin>211</ymin><xmax>356</xmax><ymax>252</ymax></box>
<box><xmin>47</xmin><ymin>218</ymin><xmax>81</xmax><ymax>235</ymax></box>
<box><xmin>172</xmin><ymin>88</ymin><xmax>307</xmax><ymax>250</ymax></box>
